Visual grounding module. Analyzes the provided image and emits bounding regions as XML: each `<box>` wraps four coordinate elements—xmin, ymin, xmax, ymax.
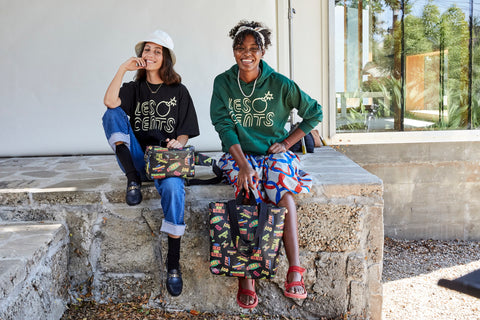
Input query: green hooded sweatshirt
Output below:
<box><xmin>210</xmin><ymin>60</ymin><xmax>323</xmax><ymax>155</ymax></box>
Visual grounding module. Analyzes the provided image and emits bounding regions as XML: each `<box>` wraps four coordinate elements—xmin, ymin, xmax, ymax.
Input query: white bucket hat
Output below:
<box><xmin>135</xmin><ymin>30</ymin><xmax>176</xmax><ymax>65</ymax></box>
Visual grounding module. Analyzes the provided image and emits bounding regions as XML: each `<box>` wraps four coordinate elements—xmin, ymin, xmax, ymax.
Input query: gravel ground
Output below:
<box><xmin>382</xmin><ymin>237</ymin><xmax>480</xmax><ymax>320</ymax></box>
<box><xmin>62</xmin><ymin>237</ymin><xmax>480</xmax><ymax>319</ymax></box>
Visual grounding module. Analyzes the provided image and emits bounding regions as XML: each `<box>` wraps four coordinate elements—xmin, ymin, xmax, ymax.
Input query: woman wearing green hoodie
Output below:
<box><xmin>210</xmin><ymin>20</ymin><xmax>323</xmax><ymax>309</ymax></box>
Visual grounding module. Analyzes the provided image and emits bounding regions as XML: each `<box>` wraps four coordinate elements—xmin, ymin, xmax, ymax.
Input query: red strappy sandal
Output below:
<box><xmin>284</xmin><ymin>266</ymin><xmax>308</xmax><ymax>299</ymax></box>
<box><xmin>236</xmin><ymin>278</ymin><xmax>258</xmax><ymax>309</ymax></box>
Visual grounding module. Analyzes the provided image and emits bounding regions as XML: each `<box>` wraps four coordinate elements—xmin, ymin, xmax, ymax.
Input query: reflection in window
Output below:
<box><xmin>335</xmin><ymin>0</ymin><xmax>479</xmax><ymax>132</ymax></box>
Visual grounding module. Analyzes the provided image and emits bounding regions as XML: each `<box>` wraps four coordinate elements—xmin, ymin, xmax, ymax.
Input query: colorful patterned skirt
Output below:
<box><xmin>219</xmin><ymin>151</ymin><xmax>312</xmax><ymax>204</ymax></box>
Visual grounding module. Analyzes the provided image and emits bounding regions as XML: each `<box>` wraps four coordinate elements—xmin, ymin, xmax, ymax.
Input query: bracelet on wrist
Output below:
<box><xmin>282</xmin><ymin>139</ymin><xmax>291</xmax><ymax>149</ymax></box>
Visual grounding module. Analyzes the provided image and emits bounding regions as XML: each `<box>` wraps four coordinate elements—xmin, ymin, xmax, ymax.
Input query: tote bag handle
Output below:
<box><xmin>227</xmin><ymin>188</ymin><xmax>268</xmax><ymax>257</ymax></box>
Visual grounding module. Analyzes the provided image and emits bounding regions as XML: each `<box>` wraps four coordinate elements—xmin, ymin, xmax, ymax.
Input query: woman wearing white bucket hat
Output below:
<box><xmin>102</xmin><ymin>29</ymin><xmax>199</xmax><ymax>297</ymax></box>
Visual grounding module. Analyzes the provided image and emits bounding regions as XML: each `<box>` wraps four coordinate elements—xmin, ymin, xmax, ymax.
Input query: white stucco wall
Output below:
<box><xmin>0</xmin><ymin>0</ymin><xmax>327</xmax><ymax>157</ymax></box>
<box><xmin>0</xmin><ymin>0</ymin><xmax>280</xmax><ymax>156</ymax></box>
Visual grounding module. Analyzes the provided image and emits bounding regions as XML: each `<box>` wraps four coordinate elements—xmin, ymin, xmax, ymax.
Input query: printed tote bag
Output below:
<box><xmin>209</xmin><ymin>189</ymin><xmax>286</xmax><ymax>279</ymax></box>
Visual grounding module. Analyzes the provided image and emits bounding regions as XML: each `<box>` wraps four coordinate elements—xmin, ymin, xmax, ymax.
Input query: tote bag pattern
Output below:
<box><xmin>209</xmin><ymin>191</ymin><xmax>286</xmax><ymax>279</ymax></box>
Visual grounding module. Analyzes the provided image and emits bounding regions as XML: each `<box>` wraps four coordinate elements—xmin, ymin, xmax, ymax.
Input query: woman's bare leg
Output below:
<box><xmin>279</xmin><ymin>192</ymin><xmax>306</xmax><ymax>295</ymax></box>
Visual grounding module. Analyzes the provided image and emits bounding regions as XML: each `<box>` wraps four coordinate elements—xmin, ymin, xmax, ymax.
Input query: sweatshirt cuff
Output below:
<box><xmin>220</xmin><ymin>131</ymin><xmax>240</xmax><ymax>151</ymax></box>
<box><xmin>298</xmin><ymin>122</ymin><xmax>316</xmax><ymax>135</ymax></box>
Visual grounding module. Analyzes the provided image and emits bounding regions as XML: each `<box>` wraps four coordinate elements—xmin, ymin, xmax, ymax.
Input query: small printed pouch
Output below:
<box><xmin>144</xmin><ymin>145</ymin><xmax>195</xmax><ymax>180</ymax></box>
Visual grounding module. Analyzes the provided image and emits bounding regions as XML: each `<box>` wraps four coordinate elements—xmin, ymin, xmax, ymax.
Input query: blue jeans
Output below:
<box><xmin>102</xmin><ymin>107</ymin><xmax>186</xmax><ymax>236</ymax></box>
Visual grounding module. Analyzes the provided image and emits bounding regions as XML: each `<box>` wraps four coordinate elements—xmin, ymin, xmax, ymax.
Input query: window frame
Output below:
<box><xmin>326</xmin><ymin>0</ymin><xmax>480</xmax><ymax>145</ymax></box>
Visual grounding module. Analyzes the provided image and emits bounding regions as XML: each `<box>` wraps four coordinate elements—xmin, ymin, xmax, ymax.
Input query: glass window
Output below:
<box><xmin>335</xmin><ymin>0</ymin><xmax>480</xmax><ymax>133</ymax></box>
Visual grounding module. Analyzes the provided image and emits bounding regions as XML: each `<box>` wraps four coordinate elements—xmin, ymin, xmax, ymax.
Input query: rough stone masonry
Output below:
<box><xmin>0</xmin><ymin>147</ymin><xmax>384</xmax><ymax>319</ymax></box>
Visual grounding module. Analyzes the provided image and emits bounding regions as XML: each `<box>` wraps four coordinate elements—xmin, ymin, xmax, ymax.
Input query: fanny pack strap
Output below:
<box><xmin>185</xmin><ymin>152</ymin><xmax>223</xmax><ymax>185</ymax></box>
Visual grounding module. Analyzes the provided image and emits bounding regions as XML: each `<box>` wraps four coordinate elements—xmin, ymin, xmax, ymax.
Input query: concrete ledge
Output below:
<box><xmin>340</xmin><ymin>142</ymin><xmax>480</xmax><ymax>240</ymax></box>
<box><xmin>0</xmin><ymin>223</ymin><xmax>69</xmax><ymax>320</ymax></box>
<box><xmin>0</xmin><ymin>147</ymin><xmax>384</xmax><ymax>319</ymax></box>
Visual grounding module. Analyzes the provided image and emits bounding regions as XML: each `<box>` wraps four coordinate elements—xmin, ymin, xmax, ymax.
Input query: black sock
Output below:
<box><xmin>115</xmin><ymin>144</ymin><xmax>140</xmax><ymax>184</ymax></box>
<box><xmin>167</xmin><ymin>236</ymin><xmax>181</xmax><ymax>271</ymax></box>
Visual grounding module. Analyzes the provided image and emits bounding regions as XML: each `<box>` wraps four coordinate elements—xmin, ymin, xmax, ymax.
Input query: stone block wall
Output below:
<box><xmin>0</xmin><ymin>223</ymin><xmax>69</xmax><ymax>320</ymax></box>
<box><xmin>0</xmin><ymin>148</ymin><xmax>384</xmax><ymax>319</ymax></box>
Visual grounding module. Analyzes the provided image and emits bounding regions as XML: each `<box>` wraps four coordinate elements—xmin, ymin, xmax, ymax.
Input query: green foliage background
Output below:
<box><xmin>336</xmin><ymin>0</ymin><xmax>479</xmax><ymax>132</ymax></box>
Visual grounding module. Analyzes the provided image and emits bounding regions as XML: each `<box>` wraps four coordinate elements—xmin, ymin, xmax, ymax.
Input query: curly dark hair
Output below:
<box><xmin>134</xmin><ymin>45</ymin><xmax>181</xmax><ymax>85</ymax></box>
<box><xmin>228</xmin><ymin>20</ymin><xmax>272</xmax><ymax>50</ymax></box>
